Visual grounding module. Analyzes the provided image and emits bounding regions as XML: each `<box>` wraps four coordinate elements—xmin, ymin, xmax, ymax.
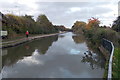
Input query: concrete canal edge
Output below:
<box><xmin>1</xmin><ymin>32</ymin><xmax>66</xmax><ymax>49</ymax></box>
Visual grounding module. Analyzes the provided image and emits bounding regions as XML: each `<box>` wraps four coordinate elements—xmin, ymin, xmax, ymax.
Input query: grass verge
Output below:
<box><xmin>112</xmin><ymin>48</ymin><xmax>120</xmax><ymax>79</ymax></box>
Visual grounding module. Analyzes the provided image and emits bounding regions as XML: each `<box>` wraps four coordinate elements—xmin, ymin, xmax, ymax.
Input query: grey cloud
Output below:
<box><xmin>0</xmin><ymin>1</ymin><xmax>31</xmax><ymax>16</ymax></box>
<box><xmin>0</xmin><ymin>1</ymin><xmax>116</xmax><ymax>28</ymax></box>
<box><xmin>33</xmin><ymin>2</ymin><xmax>114</xmax><ymax>27</ymax></box>
<box><xmin>36</xmin><ymin>2</ymin><xmax>111</xmax><ymax>9</ymax></box>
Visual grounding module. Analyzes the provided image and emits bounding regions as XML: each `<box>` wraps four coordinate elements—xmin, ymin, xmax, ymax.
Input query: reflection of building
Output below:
<box><xmin>118</xmin><ymin>1</ymin><xmax>120</xmax><ymax>16</ymax></box>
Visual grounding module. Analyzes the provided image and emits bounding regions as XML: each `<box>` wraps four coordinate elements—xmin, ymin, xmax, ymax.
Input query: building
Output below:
<box><xmin>118</xmin><ymin>1</ymin><xmax>120</xmax><ymax>16</ymax></box>
<box><xmin>0</xmin><ymin>12</ymin><xmax>2</xmax><ymax>21</ymax></box>
<box><xmin>0</xmin><ymin>12</ymin><xmax>2</xmax><ymax>29</ymax></box>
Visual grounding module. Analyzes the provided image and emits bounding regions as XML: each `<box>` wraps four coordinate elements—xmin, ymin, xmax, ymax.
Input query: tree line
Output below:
<box><xmin>72</xmin><ymin>17</ymin><xmax>120</xmax><ymax>48</ymax></box>
<box><xmin>1</xmin><ymin>12</ymin><xmax>69</xmax><ymax>37</ymax></box>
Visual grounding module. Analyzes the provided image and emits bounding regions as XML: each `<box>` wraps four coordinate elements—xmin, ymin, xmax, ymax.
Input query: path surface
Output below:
<box><xmin>1</xmin><ymin>32</ymin><xmax>66</xmax><ymax>48</ymax></box>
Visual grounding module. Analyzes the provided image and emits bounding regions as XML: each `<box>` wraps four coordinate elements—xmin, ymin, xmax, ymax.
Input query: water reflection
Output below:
<box><xmin>81</xmin><ymin>51</ymin><xmax>105</xmax><ymax>70</ymax></box>
<box><xmin>27</xmin><ymin>35</ymin><xmax>58</xmax><ymax>54</ymax></box>
<box><xmin>2</xmin><ymin>35</ymin><xmax>58</xmax><ymax>67</ymax></box>
<box><xmin>17</xmin><ymin>49</ymin><xmax>44</xmax><ymax>65</ymax></box>
<box><xmin>72</xmin><ymin>34</ymin><xmax>105</xmax><ymax>70</ymax></box>
<box><xmin>58</xmin><ymin>34</ymin><xmax>65</xmax><ymax>38</ymax></box>
<box><xmin>72</xmin><ymin>34</ymin><xmax>85</xmax><ymax>44</ymax></box>
<box><xmin>2</xmin><ymin>32</ymin><xmax>105</xmax><ymax>78</ymax></box>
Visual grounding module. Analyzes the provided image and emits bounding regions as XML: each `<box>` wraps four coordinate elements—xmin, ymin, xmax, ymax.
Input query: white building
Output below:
<box><xmin>118</xmin><ymin>1</ymin><xmax>120</xmax><ymax>16</ymax></box>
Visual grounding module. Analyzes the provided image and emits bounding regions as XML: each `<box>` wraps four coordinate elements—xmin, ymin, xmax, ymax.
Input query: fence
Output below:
<box><xmin>102</xmin><ymin>38</ymin><xmax>114</xmax><ymax>80</ymax></box>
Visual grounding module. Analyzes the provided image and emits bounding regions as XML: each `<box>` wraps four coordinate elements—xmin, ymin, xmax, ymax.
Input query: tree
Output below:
<box><xmin>21</xmin><ymin>15</ymin><xmax>36</xmax><ymax>33</ymax></box>
<box><xmin>1</xmin><ymin>12</ymin><xmax>61</xmax><ymax>38</ymax></box>
<box><xmin>112</xmin><ymin>16</ymin><xmax>120</xmax><ymax>32</ymax></box>
<box><xmin>5</xmin><ymin>14</ymin><xmax>23</xmax><ymax>33</ymax></box>
<box><xmin>36</xmin><ymin>14</ymin><xmax>56</xmax><ymax>33</ymax></box>
<box><xmin>54</xmin><ymin>25</ymin><xmax>67</xmax><ymax>31</ymax></box>
<box><xmin>72</xmin><ymin>21</ymin><xmax>86</xmax><ymax>34</ymax></box>
<box><xmin>4</xmin><ymin>14</ymin><xmax>36</xmax><ymax>34</ymax></box>
<box><xmin>86</xmin><ymin>17</ymin><xmax>100</xmax><ymax>29</ymax></box>
<box><xmin>36</xmin><ymin>14</ymin><xmax>49</xmax><ymax>23</ymax></box>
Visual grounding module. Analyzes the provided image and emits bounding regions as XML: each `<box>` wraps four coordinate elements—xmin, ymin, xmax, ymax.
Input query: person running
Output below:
<box><xmin>26</xmin><ymin>31</ymin><xmax>29</xmax><ymax>38</ymax></box>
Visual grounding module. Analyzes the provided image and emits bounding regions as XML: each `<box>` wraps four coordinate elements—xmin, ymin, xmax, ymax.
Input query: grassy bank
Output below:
<box><xmin>112</xmin><ymin>48</ymin><xmax>120</xmax><ymax>79</ymax></box>
<box><xmin>73</xmin><ymin>27</ymin><xmax>120</xmax><ymax>78</ymax></box>
<box><xmin>103</xmin><ymin>60</ymin><xmax>109</xmax><ymax>78</ymax></box>
<box><xmin>84</xmin><ymin>28</ymin><xmax>120</xmax><ymax>78</ymax></box>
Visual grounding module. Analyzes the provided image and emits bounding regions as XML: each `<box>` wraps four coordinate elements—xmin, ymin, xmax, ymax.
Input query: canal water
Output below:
<box><xmin>1</xmin><ymin>32</ymin><xmax>105</xmax><ymax>78</ymax></box>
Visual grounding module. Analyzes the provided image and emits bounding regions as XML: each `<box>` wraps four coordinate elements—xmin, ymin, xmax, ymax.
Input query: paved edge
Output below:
<box><xmin>1</xmin><ymin>32</ymin><xmax>66</xmax><ymax>49</ymax></box>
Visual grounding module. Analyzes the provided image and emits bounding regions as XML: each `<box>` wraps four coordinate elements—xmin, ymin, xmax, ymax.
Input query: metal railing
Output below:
<box><xmin>102</xmin><ymin>38</ymin><xmax>114</xmax><ymax>80</ymax></box>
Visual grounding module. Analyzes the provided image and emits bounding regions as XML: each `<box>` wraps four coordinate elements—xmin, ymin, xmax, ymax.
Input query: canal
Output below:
<box><xmin>1</xmin><ymin>32</ymin><xmax>105</xmax><ymax>78</ymax></box>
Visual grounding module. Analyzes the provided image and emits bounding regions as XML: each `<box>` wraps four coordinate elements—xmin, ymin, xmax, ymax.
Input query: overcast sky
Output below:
<box><xmin>0</xmin><ymin>0</ymin><xmax>119</xmax><ymax>28</ymax></box>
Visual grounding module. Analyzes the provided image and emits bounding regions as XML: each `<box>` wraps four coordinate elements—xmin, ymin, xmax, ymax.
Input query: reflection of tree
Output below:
<box><xmin>72</xmin><ymin>33</ymin><xmax>105</xmax><ymax>70</ymax></box>
<box><xmin>86</xmin><ymin>40</ymin><xmax>98</xmax><ymax>53</ymax></box>
<box><xmin>31</xmin><ymin>35</ymin><xmax>58</xmax><ymax>54</ymax></box>
<box><xmin>59</xmin><ymin>35</ymin><xmax>65</xmax><ymax>38</ymax></box>
<box><xmin>2</xmin><ymin>35</ymin><xmax>58</xmax><ymax>67</ymax></box>
<box><xmin>81</xmin><ymin>51</ymin><xmax>105</xmax><ymax>69</ymax></box>
<box><xmin>72</xmin><ymin>35</ymin><xmax>85</xmax><ymax>44</ymax></box>
<box><xmin>2</xmin><ymin>45</ymin><xmax>35</xmax><ymax>67</ymax></box>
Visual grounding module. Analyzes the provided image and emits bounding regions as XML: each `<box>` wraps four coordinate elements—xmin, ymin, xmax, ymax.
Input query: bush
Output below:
<box><xmin>84</xmin><ymin>28</ymin><xmax>119</xmax><ymax>47</ymax></box>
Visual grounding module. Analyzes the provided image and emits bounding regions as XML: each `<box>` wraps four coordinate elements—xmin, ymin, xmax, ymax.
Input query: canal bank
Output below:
<box><xmin>1</xmin><ymin>32</ymin><xmax>66</xmax><ymax>49</ymax></box>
